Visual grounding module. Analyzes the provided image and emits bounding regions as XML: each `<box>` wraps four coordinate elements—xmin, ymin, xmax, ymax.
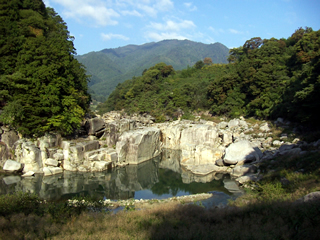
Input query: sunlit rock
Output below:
<box><xmin>116</xmin><ymin>127</ymin><xmax>161</xmax><ymax>164</ymax></box>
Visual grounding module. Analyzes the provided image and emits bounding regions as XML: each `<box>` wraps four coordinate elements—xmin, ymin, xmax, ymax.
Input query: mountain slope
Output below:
<box><xmin>76</xmin><ymin>40</ymin><xmax>229</xmax><ymax>101</ymax></box>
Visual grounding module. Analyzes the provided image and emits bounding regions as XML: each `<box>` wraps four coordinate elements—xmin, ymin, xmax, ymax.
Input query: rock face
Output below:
<box><xmin>2</xmin><ymin>112</ymin><xmax>319</xmax><ymax>182</ymax></box>
<box><xmin>13</xmin><ymin>139</ymin><xmax>43</xmax><ymax>173</ymax></box>
<box><xmin>116</xmin><ymin>127</ymin><xmax>161</xmax><ymax>164</ymax></box>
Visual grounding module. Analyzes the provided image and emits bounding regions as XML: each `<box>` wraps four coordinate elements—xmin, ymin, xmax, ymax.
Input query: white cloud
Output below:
<box><xmin>52</xmin><ymin>0</ymin><xmax>120</xmax><ymax>26</ymax></box>
<box><xmin>101</xmin><ymin>33</ymin><xmax>130</xmax><ymax>41</ymax></box>
<box><xmin>184</xmin><ymin>2</ymin><xmax>197</xmax><ymax>11</ymax></box>
<box><xmin>145</xmin><ymin>32</ymin><xmax>187</xmax><ymax>41</ymax></box>
<box><xmin>229</xmin><ymin>29</ymin><xmax>243</xmax><ymax>34</ymax></box>
<box><xmin>148</xmin><ymin>19</ymin><xmax>196</xmax><ymax>32</ymax></box>
<box><xmin>121</xmin><ymin>10</ymin><xmax>143</xmax><ymax>17</ymax></box>
<box><xmin>154</xmin><ymin>0</ymin><xmax>174</xmax><ymax>12</ymax></box>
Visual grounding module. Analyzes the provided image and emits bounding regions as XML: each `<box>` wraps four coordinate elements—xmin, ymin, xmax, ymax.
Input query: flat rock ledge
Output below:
<box><xmin>68</xmin><ymin>193</ymin><xmax>215</xmax><ymax>211</ymax></box>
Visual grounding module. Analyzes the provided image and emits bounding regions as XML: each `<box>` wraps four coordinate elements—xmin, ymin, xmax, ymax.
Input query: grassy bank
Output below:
<box><xmin>0</xmin><ymin>151</ymin><xmax>319</xmax><ymax>239</ymax></box>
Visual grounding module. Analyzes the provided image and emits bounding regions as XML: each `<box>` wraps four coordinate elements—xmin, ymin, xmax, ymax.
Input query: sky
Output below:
<box><xmin>43</xmin><ymin>0</ymin><xmax>320</xmax><ymax>55</ymax></box>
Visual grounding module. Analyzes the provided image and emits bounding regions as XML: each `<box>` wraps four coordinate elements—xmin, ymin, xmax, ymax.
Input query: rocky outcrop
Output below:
<box><xmin>116</xmin><ymin>127</ymin><xmax>161</xmax><ymax>164</ymax></box>
<box><xmin>2</xmin><ymin>112</ymin><xmax>320</xmax><ymax>182</ymax></box>
<box><xmin>3</xmin><ymin>160</ymin><xmax>23</xmax><ymax>172</ymax></box>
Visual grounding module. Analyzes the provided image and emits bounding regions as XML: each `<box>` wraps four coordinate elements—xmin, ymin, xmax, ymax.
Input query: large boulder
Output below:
<box><xmin>85</xmin><ymin>117</ymin><xmax>105</xmax><ymax>136</ymax></box>
<box><xmin>224</xmin><ymin>140</ymin><xmax>263</xmax><ymax>165</ymax></box>
<box><xmin>116</xmin><ymin>127</ymin><xmax>161</xmax><ymax>164</ymax></box>
<box><xmin>3</xmin><ymin>159</ymin><xmax>23</xmax><ymax>172</ymax></box>
<box><xmin>13</xmin><ymin>139</ymin><xmax>43</xmax><ymax>173</ymax></box>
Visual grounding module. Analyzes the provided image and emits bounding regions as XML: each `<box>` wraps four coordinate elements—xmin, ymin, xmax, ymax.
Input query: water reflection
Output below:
<box><xmin>0</xmin><ymin>150</ymin><xmax>243</xmax><ymax>201</ymax></box>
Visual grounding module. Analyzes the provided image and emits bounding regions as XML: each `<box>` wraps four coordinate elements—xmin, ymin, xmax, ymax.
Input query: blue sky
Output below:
<box><xmin>43</xmin><ymin>0</ymin><xmax>320</xmax><ymax>55</ymax></box>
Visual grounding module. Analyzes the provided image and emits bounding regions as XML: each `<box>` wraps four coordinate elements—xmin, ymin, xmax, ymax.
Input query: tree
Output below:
<box><xmin>0</xmin><ymin>0</ymin><xmax>90</xmax><ymax>136</ymax></box>
<box><xmin>203</xmin><ymin>57</ymin><xmax>213</xmax><ymax>65</ymax></box>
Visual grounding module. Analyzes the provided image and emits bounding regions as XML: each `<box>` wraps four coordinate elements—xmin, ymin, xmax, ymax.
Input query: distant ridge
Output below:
<box><xmin>76</xmin><ymin>39</ymin><xmax>229</xmax><ymax>101</ymax></box>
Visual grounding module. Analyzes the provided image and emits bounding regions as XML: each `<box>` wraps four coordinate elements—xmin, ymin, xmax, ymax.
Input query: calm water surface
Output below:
<box><xmin>0</xmin><ymin>150</ymin><xmax>243</xmax><ymax>204</ymax></box>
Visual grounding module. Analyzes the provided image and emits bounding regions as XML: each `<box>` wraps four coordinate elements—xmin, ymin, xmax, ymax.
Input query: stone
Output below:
<box><xmin>1</xmin><ymin>130</ymin><xmax>19</xmax><ymax>148</ymax></box>
<box><xmin>215</xmin><ymin>158</ymin><xmax>225</xmax><ymax>167</ymax></box>
<box><xmin>45</xmin><ymin>158</ymin><xmax>59</xmax><ymax>167</ymax></box>
<box><xmin>296</xmin><ymin>191</ymin><xmax>320</xmax><ymax>203</ymax></box>
<box><xmin>85</xmin><ymin>117</ymin><xmax>105</xmax><ymax>135</ymax></box>
<box><xmin>53</xmin><ymin>152</ymin><xmax>64</xmax><ymax>161</ymax></box>
<box><xmin>224</xmin><ymin>140</ymin><xmax>263</xmax><ymax>165</ymax></box>
<box><xmin>43</xmin><ymin>166</ymin><xmax>63</xmax><ymax>176</ymax></box>
<box><xmin>272</xmin><ymin>140</ymin><xmax>283</xmax><ymax>146</ymax></box>
<box><xmin>236</xmin><ymin>174</ymin><xmax>260</xmax><ymax>184</ymax></box>
<box><xmin>13</xmin><ymin>139</ymin><xmax>43</xmax><ymax>173</ymax></box>
<box><xmin>217</xmin><ymin>121</ymin><xmax>228</xmax><ymax>129</ymax></box>
<box><xmin>116</xmin><ymin>127</ymin><xmax>161</xmax><ymax>164</ymax></box>
<box><xmin>231</xmin><ymin>165</ymin><xmax>257</xmax><ymax>177</ymax></box>
<box><xmin>3</xmin><ymin>159</ymin><xmax>22</xmax><ymax>172</ymax></box>
<box><xmin>259</xmin><ymin>122</ymin><xmax>271</xmax><ymax>132</ymax></box>
<box><xmin>228</xmin><ymin>119</ymin><xmax>240</xmax><ymax>129</ymax></box>
<box><xmin>21</xmin><ymin>171</ymin><xmax>35</xmax><ymax>177</ymax></box>
<box><xmin>183</xmin><ymin>163</ymin><xmax>230</xmax><ymax>175</ymax></box>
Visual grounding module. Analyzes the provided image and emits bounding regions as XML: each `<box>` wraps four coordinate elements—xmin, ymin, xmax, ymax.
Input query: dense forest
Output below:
<box><xmin>0</xmin><ymin>0</ymin><xmax>90</xmax><ymax>137</ymax></box>
<box><xmin>98</xmin><ymin>27</ymin><xmax>320</xmax><ymax>126</ymax></box>
<box><xmin>76</xmin><ymin>40</ymin><xmax>229</xmax><ymax>102</ymax></box>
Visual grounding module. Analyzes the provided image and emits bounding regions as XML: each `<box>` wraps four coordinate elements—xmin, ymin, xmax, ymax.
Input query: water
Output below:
<box><xmin>0</xmin><ymin>150</ymin><xmax>243</xmax><ymax>203</ymax></box>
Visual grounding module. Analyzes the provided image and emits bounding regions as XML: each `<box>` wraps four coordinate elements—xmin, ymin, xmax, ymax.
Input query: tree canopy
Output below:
<box><xmin>99</xmin><ymin>27</ymin><xmax>320</xmax><ymax>127</ymax></box>
<box><xmin>0</xmin><ymin>0</ymin><xmax>90</xmax><ymax>137</ymax></box>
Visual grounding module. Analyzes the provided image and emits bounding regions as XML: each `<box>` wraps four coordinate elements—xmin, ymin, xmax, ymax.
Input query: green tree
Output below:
<box><xmin>0</xmin><ymin>0</ymin><xmax>90</xmax><ymax>136</ymax></box>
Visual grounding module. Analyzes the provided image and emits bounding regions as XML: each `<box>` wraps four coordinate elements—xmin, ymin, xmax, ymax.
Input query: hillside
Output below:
<box><xmin>76</xmin><ymin>40</ymin><xmax>229</xmax><ymax>101</ymax></box>
<box><xmin>97</xmin><ymin>27</ymin><xmax>320</xmax><ymax>128</ymax></box>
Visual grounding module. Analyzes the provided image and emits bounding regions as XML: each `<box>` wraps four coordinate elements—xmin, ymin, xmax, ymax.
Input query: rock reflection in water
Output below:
<box><xmin>0</xmin><ymin>150</ymin><xmax>243</xmax><ymax>201</ymax></box>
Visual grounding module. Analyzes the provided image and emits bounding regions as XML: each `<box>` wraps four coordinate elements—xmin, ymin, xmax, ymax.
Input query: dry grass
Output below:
<box><xmin>46</xmin><ymin>200</ymin><xmax>320</xmax><ymax>240</ymax></box>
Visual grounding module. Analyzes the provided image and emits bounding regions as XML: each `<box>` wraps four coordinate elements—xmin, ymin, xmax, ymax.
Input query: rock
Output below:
<box><xmin>21</xmin><ymin>171</ymin><xmax>35</xmax><ymax>177</ymax></box>
<box><xmin>215</xmin><ymin>158</ymin><xmax>225</xmax><ymax>167</ymax></box>
<box><xmin>228</xmin><ymin>119</ymin><xmax>240</xmax><ymax>129</ymax></box>
<box><xmin>37</xmin><ymin>133</ymin><xmax>61</xmax><ymax>148</ymax></box>
<box><xmin>296</xmin><ymin>191</ymin><xmax>320</xmax><ymax>203</ymax></box>
<box><xmin>220</xmin><ymin>130</ymin><xmax>233</xmax><ymax>146</ymax></box>
<box><xmin>116</xmin><ymin>127</ymin><xmax>161</xmax><ymax>164</ymax></box>
<box><xmin>236</xmin><ymin>174</ymin><xmax>260</xmax><ymax>184</ymax></box>
<box><xmin>85</xmin><ymin>117</ymin><xmax>105</xmax><ymax>135</ymax></box>
<box><xmin>3</xmin><ymin>159</ymin><xmax>23</xmax><ymax>172</ymax></box>
<box><xmin>272</xmin><ymin>140</ymin><xmax>283</xmax><ymax>146</ymax></box>
<box><xmin>259</xmin><ymin>122</ymin><xmax>271</xmax><ymax>132</ymax></box>
<box><xmin>13</xmin><ymin>139</ymin><xmax>43</xmax><ymax>173</ymax></box>
<box><xmin>1</xmin><ymin>130</ymin><xmax>19</xmax><ymax>148</ymax></box>
<box><xmin>224</xmin><ymin>140</ymin><xmax>263</xmax><ymax>165</ymax></box>
<box><xmin>53</xmin><ymin>152</ymin><xmax>64</xmax><ymax>161</ymax></box>
<box><xmin>45</xmin><ymin>158</ymin><xmax>59</xmax><ymax>167</ymax></box>
<box><xmin>182</xmin><ymin>163</ymin><xmax>230</xmax><ymax>175</ymax></box>
<box><xmin>231</xmin><ymin>165</ymin><xmax>257</xmax><ymax>177</ymax></box>
<box><xmin>223</xmin><ymin>179</ymin><xmax>244</xmax><ymax>195</ymax></box>
<box><xmin>43</xmin><ymin>166</ymin><xmax>63</xmax><ymax>176</ymax></box>
<box><xmin>217</xmin><ymin>121</ymin><xmax>228</xmax><ymax>129</ymax></box>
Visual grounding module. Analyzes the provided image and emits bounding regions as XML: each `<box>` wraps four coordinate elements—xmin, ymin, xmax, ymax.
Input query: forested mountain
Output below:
<box><xmin>0</xmin><ymin>0</ymin><xmax>90</xmax><ymax>136</ymax></box>
<box><xmin>98</xmin><ymin>27</ymin><xmax>320</xmax><ymax>127</ymax></box>
<box><xmin>76</xmin><ymin>40</ymin><xmax>229</xmax><ymax>101</ymax></box>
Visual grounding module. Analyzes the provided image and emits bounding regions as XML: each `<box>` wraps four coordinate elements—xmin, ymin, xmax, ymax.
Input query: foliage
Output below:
<box><xmin>77</xmin><ymin>40</ymin><xmax>229</xmax><ymax>101</ymax></box>
<box><xmin>0</xmin><ymin>0</ymin><xmax>90</xmax><ymax>137</ymax></box>
<box><xmin>99</xmin><ymin>27</ymin><xmax>319</xmax><ymax>127</ymax></box>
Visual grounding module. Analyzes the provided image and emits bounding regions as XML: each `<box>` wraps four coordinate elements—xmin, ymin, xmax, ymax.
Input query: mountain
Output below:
<box><xmin>76</xmin><ymin>39</ymin><xmax>229</xmax><ymax>101</ymax></box>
